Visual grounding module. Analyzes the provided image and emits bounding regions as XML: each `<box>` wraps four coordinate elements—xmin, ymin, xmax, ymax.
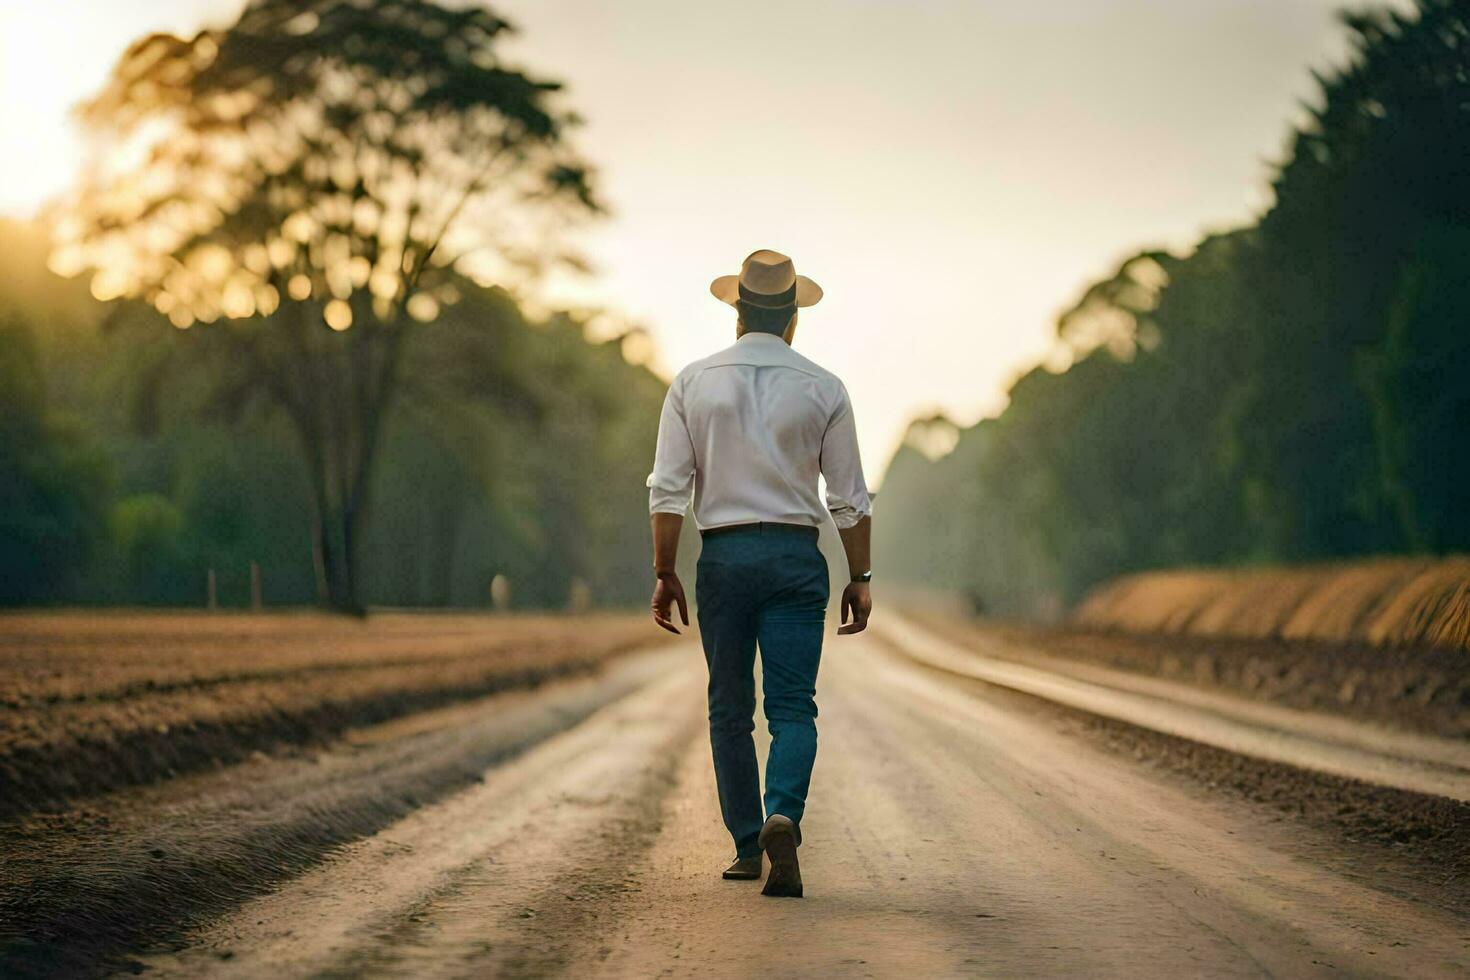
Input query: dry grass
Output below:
<box><xmin>1073</xmin><ymin>556</ymin><xmax>1470</xmax><ymax>652</ymax></box>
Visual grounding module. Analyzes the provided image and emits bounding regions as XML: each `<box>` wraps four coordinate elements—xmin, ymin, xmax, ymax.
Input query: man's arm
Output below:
<box><xmin>650</xmin><ymin>512</ymin><xmax>688</xmax><ymax>634</ymax></box>
<box><xmin>647</xmin><ymin>376</ymin><xmax>695</xmax><ymax>634</ymax></box>
<box><xmin>836</xmin><ymin>516</ymin><xmax>872</xmax><ymax>635</ymax></box>
<box><xmin>821</xmin><ymin>382</ymin><xmax>874</xmax><ymax>635</ymax></box>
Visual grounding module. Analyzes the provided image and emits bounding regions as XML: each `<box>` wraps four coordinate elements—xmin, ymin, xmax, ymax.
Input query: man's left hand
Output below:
<box><xmin>651</xmin><ymin>572</ymin><xmax>689</xmax><ymax>634</ymax></box>
<box><xmin>838</xmin><ymin>581</ymin><xmax>872</xmax><ymax>635</ymax></box>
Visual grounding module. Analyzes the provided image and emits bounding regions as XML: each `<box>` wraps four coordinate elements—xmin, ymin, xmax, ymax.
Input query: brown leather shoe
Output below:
<box><xmin>722</xmin><ymin>854</ymin><xmax>763</xmax><ymax>880</ymax></box>
<box><xmin>758</xmin><ymin>814</ymin><xmax>802</xmax><ymax>897</ymax></box>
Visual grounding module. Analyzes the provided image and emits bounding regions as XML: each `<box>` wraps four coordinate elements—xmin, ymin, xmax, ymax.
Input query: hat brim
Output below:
<box><xmin>710</xmin><ymin>274</ymin><xmax>823</xmax><ymax>308</ymax></box>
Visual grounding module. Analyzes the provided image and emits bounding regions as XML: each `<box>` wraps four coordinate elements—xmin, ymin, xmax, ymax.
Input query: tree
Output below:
<box><xmin>877</xmin><ymin>0</ymin><xmax>1470</xmax><ymax>617</ymax></box>
<box><xmin>53</xmin><ymin>0</ymin><xmax>600</xmax><ymax>611</ymax></box>
<box><xmin>1240</xmin><ymin>0</ymin><xmax>1470</xmax><ymax>559</ymax></box>
<box><xmin>0</xmin><ymin>315</ymin><xmax>111</xmax><ymax>603</ymax></box>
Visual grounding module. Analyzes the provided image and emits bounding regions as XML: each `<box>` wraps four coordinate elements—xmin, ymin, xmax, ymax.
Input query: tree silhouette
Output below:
<box><xmin>876</xmin><ymin>0</ymin><xmax>1470</xmax><ymax>616</ymax></box>
<box><xmin>53</xmin><ymin>0</ymin><xmax>600</xmax><ymax>611</ymax></box>
<box><xmin>1241</xmin><ymin>0</ymin><xmax>1470</xmax><ymax>557</ymax></box>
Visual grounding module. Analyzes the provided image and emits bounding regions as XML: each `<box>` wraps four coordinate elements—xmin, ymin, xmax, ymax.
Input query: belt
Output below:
<box><xmin>700</xmin><ymin>521</ymin><xmax>819</xmax><ymax>540</ymax></box>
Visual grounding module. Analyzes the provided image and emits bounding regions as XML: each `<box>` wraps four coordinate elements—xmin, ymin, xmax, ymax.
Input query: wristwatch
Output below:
<box><xmin>851</xmin><ymin>570</ymin><xmax>873</xmax><ymax>583</ymax></box>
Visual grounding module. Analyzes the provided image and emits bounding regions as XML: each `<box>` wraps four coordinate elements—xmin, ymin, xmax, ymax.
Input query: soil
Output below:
<box><xmin>905</xmin><ymin>616</ymin><xmax>1470</xmax><ymax>910</ymax></box>
<box><xmin>924</xmin><ymin>617</ymin><xmax>1470</xmax><ymax>739</ymax></box>
<box><xmin>906</xmin><ymin>653</ymin><xmax>1470</xmax><ymax>918</ymax></box>
<box><xmin>0</xmin><ymin>646</ymin><xmax>681</xmax><ymax>979</ymax></box>
<box><xmin>3</xmin><ymin>615</ymin><xmax>1465</xmax><ymax>977</ymax></box>
<box><xmin>0</xmin><ymin>611</ymin><xmax>669</xmax><ymax>820</ymax></box>
<box><xmin>133</xmin><ymin>638</ymin><xmax>1470</xmax><ymax>978</ymax></box>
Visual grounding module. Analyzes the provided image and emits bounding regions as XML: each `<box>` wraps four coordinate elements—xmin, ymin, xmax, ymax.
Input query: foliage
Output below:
<box><xmin>0</xmin><ymin>315</ymin><xmax>112</xmax><ymax>603</ymax></box>
<box><xmin>52</xmin><ymin>0</ymin><xmax>600</xmax><ymax>610</ymax></box>
<box><xmin>877</xmin><ymin>0</ymin><xmax>1470</xmax><ymax>618</ymax></box>
<box><xmin>0</xmin><ymin>214</ymin><xmax>663</xmax><ymax>609</ymax></box>
<box><xmin>107</xmin><ymin>494</ymin><xmax>192</xmax><ymax>603</ymax></box>
<box><xmin>357</xmin><ymin>287</ymin><xmax>665</xmax><ymax>608</ymax></box>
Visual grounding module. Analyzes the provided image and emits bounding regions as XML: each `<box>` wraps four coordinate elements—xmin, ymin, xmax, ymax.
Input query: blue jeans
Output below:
<box><xmin>696</xmin><ymin>526</ymin><xmax>829</xmax><ymax>859</ymax></box>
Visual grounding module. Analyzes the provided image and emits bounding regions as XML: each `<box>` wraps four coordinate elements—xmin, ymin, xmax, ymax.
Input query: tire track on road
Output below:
<box><xmin>138</xmin><ymin>649</ymin><xmax>706</xmax><ymax>978</ymax></box>
<box><xmin>1</xmin><ymin>647</ymin><xmax>684</xmax><ymax>978</ymax></box>
<box><xmin>563</xmin><ymin>637</ymin><xmax>1469</xmax><ymax>978</ymax></box>
<box><xmin>873</xmin><ymin>611</ymin><xmax>1470</xmax><ymax>800</ymax></box>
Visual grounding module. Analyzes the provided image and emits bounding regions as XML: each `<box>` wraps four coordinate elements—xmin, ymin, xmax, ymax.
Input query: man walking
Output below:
<box><xmin>646</xmin><ymin>249</ymin><xmax>873</xmax><ymax>898</ymax></box>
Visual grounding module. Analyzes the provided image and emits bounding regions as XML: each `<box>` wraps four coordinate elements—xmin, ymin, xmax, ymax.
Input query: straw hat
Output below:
<box><xmin>710</xmin><ymin>249</ymin><xmax>823</xmax><ymax>309</ymax></box>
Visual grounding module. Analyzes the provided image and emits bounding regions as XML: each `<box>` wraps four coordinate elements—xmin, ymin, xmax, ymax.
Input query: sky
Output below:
<box><xmin>0</xmin><ymin>0</ymin><xmax>1390</xmax><ymax>480</ymax></box>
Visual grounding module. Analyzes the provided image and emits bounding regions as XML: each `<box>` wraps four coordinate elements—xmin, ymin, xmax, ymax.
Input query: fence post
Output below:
<box><xmin>250</xmin><ymin>561</ymin><xmax>263</xmax><ymax>611</ymax></box>
<box><xmin>206</xmin><ymin>568</ymin><xmax>218</xmax><ymax>611</ymax></box>
<box><xmin>490</xmin><ymin>574</ymin><xmax>510</xmax><ymax>613</ymax></box>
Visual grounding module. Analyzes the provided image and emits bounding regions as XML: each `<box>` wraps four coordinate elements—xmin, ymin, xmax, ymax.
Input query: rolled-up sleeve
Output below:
<box><xmin>647</xmin><ymin>375</ymin><xmax>696</xmax><ymax>515</ymax></box>
<box><xmin>820</xmin><ymin>382</ymin><xmax>872</xmax><ymax>529</ymax></box>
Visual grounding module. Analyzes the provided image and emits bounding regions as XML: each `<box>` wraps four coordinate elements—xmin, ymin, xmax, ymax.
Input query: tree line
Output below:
<box><xmin>875</xmin><ymin>0</ymin><xmax>1469</xmax><ymax>619</ymax></box>
<box><xmin>2</xmin><ymin>0</ymin><xmax>664</xmax><ymax>610</ymax></box>
<box><xmin>0</xmin><ymin>217</ymin><xmax>664</xmax><ymax>609</ymax></box>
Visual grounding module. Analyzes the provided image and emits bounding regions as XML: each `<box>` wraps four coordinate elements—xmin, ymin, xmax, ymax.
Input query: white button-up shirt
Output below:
<box><xmin>647</xmin><ymin>332</ymin><xmax>872</xmax><ymax>530</ymax></box>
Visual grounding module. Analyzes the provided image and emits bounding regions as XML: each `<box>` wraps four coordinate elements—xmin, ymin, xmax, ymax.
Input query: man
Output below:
<box><xmin>646</xmin><ymin>249</ymin><xmax>873</xmax><ymax>899</ymax></box>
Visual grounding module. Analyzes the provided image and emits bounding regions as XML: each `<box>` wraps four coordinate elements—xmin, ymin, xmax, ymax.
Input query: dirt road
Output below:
<box><xmin>132</xmin><ymin>635</ymin><xmax>1467</xmax><ymax>979</ymax></box>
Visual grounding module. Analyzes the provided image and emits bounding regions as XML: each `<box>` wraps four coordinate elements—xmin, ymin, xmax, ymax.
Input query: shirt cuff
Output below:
<box><xmin>828</xmin><ymin>502</ymin><xmax>871</xmax><ymax>530</ymax></box>
<box><xmin>648</xmin><ymin>477</ymin><xmax>692</xmax><ymax>516</ymax></box>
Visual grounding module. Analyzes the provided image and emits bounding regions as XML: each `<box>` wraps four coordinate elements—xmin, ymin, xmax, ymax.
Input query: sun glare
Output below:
<box><xmin>0</xmin><ymin>2</ymin><xmax>245</xmax><ymax>218</ymax></box>
<box><xmin>0</xmin><ymin>8</ymin><xmax>104</xmax><ymax>216</ymax></box>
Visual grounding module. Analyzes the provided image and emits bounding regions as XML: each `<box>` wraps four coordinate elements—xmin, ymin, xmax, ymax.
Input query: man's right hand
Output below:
<box><xmin>838</xmin><ymin>581</ymin><xmax>872</xmax><ymax>635</ymax></box>
<box><xmin>651</xmin><ymin>572</ymin><xmax>689</xmax><ymax>634</ymax></box>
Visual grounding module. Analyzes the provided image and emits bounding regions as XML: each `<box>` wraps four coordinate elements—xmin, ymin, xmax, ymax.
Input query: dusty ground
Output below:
<box><xmin>924</xmin><ymin>617</ymin><xmax>1470</xmax><ymax>739</ymax></box>
<box><xmin>872</xmin><ymin>629</ymin><xmax>1470</xmax><ymax>910</ymax></box>
<box><xmin>3</xmin><ymin>618</ymin><xmax>1466</xmax><ymax>978</ymax></box>
<box><xmin>0</xmin><ymin>647</ymin><xmax>683</xmax><ymax>977</ymax></box>
<box><xmin>0</xmin><ymin>611</ymin><xmax>664</xmax><ymax>818</ymax></box>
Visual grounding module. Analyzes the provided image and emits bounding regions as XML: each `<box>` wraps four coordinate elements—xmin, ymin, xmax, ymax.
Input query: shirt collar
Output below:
<box><xmin>737</xmin><ymin>331</ymin><xmax>789</xmax><ymax>347</ymax></box>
